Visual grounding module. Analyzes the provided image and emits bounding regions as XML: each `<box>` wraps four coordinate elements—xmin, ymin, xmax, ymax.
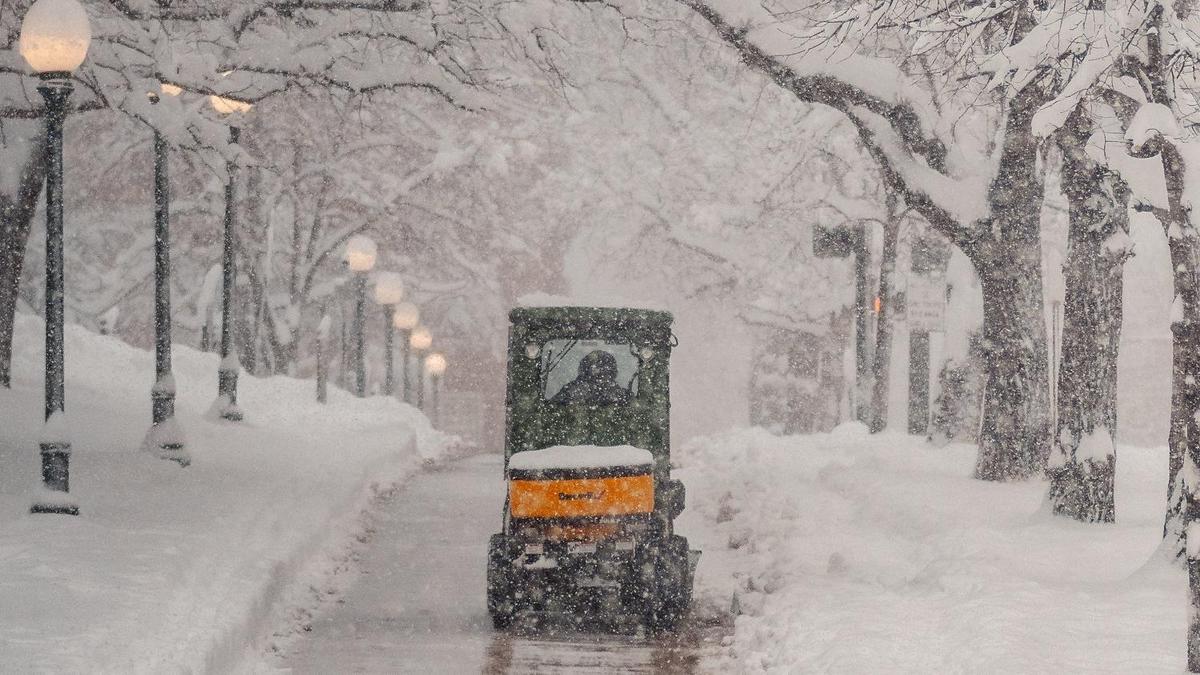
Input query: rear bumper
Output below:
<box><xmin>494</xmin><ymin>532</ymin><xmax>646</xmax><ymax>576</ymax></box>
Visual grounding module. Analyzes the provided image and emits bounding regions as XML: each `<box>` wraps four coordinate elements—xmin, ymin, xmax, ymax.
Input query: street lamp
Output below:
<box><xmin>409</xmin><ymin>325</ymin><xmax>432</xmax><ymax>409</ymax></box>
<box><xmin>209</xmin><ymin>88</ymin><xmax>253</xmax><ymax>422</ymax></box>
<box><xmin>343</xmin><ymin>235</ymin><xmax>377</xmax><ymax>397</ymax></box>
<box><xmin>373</xmin><ymin>272</ymin><xmax>405</xmax><ymax>396</ymax></box>
<box><xmin>20</xmin><ymin>0</ymin><xmax>91</xmax><ymax>515</ymax></box>
<box><xmin>392</xmin><ymin>301</ymin><xmax>420</xmax><ymax>403</ymax></box>
<box><xmin>144</xmin><ymin>82</ymin><xmax>188</xmax><ymax>465</ymax></box>
<box><xmin>424</xmin><ymin>352</ymin><xmax>447</xmax><ymax>427</ymax></box>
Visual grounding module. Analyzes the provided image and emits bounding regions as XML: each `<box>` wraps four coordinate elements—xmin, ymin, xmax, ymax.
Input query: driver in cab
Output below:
<box><xmin>550</xmin><ymin>350</ymin><xmax>631</xmax><ymax>406</ymax></box>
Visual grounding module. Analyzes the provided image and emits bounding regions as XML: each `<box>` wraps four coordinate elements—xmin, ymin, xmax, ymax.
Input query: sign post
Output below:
<box><xmin>906</xmin><ymin>236</ymin><xmax>950</xmax><ymax>435</ymax></box>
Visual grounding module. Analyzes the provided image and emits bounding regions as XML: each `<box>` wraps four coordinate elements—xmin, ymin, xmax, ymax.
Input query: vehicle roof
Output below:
<box><xmin>509</xmin><ymin>305</ymin><xmax>673</xmax><ymax>327</ymax></box>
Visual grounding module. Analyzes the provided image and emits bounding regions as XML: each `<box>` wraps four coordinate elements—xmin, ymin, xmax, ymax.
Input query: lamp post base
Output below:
<box><xmin>30</xmin><ymin>501</ymin><xmax>79</xmax><ymax>516</ymax></box>
<box><xmin>151</xmin><ymin>384</ymin><xmax>175</xmax><ymax>426</ymax></box>
<box><xmin>143</xmin><ymin>417</ymin><xmax>190</xmax><ymax>467</ymax></box>
<box><xmin>216</xmin><ymin>367</ymin><xmax>243</xmax><ymax>422</ymax></box>
<box><xmin>213</xmin><ymin>396</ymin><xmax>244</xmax><ymax>422</ymax></box>
<box><xmin>31</xmin><ymin>442</ymin><xmax>78</xmax><ymax>516</ymax></box>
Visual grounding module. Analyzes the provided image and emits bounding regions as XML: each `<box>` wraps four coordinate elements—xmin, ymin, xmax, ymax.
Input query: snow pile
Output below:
<box><xmin>0</xmin><ymin>314</ymin><xmax>457</xmax><ymax>672</ymax></box>
<box><xmin>508</xmin><ymin>444</ymin><xmax>653</xmax><ymax>471</ymax></box>
<box><xmin>674</xmin><ymin>427</ymin><xmax>1181</xmax><ymax>673</ymax></box>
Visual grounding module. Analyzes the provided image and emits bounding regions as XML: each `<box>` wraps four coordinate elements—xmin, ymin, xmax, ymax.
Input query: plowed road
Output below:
<box><xmin>273</xmin><ymin>454</ymin><xmax>722</xmax><ymax>674</ymax></box>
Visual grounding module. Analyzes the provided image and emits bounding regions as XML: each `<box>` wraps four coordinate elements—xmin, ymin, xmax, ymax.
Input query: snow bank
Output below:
<box><xmin>674</xmin><ymin>427</ymin><xmax>1181</xmax><ymax>672</ymax></box>
<box><xmin>508</xmin><ymin>444</ymin><xmax>653</xmax><ymax>471</ymax></box>
<box><xmin>0</xmin><ymin>314</ymin><xmax>457</xmax><ymax>672</ymax></box>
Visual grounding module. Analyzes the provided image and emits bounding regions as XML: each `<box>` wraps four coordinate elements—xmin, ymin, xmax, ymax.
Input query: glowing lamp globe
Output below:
<box><xmin>393</xmin><ymin>302</ymin><xmax>420</xmax><ymax>330</ymax></box>
<box><xmin>410</xmin><ymin>326</ymin><xmax>432</xmax><ymax>351</ymax></box>
<box><xmin>425</xmin><ymin>353</ymin><xmax>447</xmax><ymax>377</ymax></box>
<box><xmin>343</xmin><ymin>235</ymin><xmax>377</xmax><ymax>273</ymax></box>
<box><xmin>374</xmin><ymin>272</ymin><xmax>405</xmax><ymax>305</ymax></box>
<box><xmin>19</xmin><ymin>0</ymin><xmax>92</xmax><ymax>76</ymax></box>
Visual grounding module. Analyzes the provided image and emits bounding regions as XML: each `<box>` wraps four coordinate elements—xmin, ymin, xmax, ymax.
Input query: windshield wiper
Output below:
<box><xmin>543</xmin><ymin>339</ymin><xmax>577</xmax><ymax>380</ymax></box>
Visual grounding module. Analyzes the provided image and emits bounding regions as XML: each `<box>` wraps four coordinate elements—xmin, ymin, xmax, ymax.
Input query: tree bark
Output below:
<box><xmin>1124</xmin><ymin>9</ymin><xmax>1200</xmax><ymax>669</ymax></box>
<box><xmin>0</xmin><ymin>132</ymin><xmax>48</xmax><ymax>388</ymax></box>
<box><xmin>1160</xmin><ymin>141</ymin><xmax>1200</xmax><ymax>552</ymax></box>
<box><xmin>1139</xmin><ymin>7</ymin><xmax>1200</xmax><ymax>557</ymax></box>
<box><xmin>1046</xmin><ymin>109</ymin><xmax>1129</xmax><ymax>522</ymax></box>
<box><xmin>970</xmin><ymin>88</ymin><xmax>1053</xmax><ymax>481</ymax></box>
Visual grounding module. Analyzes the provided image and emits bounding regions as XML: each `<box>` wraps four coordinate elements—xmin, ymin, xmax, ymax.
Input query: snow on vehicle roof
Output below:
<box><xmin>508</xmin><ymin>444</ymin><xmax>654</xmax><ymax>472</ymax></box>
<box><xmin>517</xmin><ymin>292</ymin><xmax>669</xmax><ymax>312</ymax></box>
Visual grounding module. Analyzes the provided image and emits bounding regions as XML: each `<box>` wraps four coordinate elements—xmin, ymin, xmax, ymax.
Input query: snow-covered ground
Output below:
<box><xmin>675</xmin><ymin>424</ymin><xmax>1182</xmax><ymax>673</ymax></box>
<box><xmin>0</xmin><ymin>315</ymin><xmax>454</xmax><ymax>672</ymax></box>
<box><xmin>2</xmin><ymin>313</ymin><xmax>1186</xmax><ymax>673</ymax></box>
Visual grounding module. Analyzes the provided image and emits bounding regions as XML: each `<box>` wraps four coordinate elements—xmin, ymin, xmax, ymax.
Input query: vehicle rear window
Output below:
<box><xmin>540</xmin><ymin>338</ymin><xmax>640</xmax><ymax>404</ymax></box>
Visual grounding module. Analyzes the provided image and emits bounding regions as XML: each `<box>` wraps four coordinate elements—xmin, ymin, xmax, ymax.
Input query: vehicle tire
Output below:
<box><xmin>487</xmin><ymin>534</ymin><xmax>517</xmax><ymax>630</ymax></box>
<box><xmin>490</xmin><ymin>609</ymin><xmax>515</xmax><ymax>630</ymax></box>
<box><xmin>642</xmin><ymin>536</ymin><xmax>690</xmax><ymax>631</ymax></box>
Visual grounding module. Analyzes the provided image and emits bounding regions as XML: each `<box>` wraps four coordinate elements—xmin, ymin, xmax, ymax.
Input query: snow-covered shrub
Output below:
<box><xmin>930</xmin><ymin>333</ymin><xmax>984</xmax><ymax>445</ymax></box>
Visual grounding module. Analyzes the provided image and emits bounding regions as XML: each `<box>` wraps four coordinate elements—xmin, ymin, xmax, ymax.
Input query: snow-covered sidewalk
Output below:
<box><xmin>675</xmin><ymin>425</ymin><xmax>1182</xmax><ymax>673</ymax></box>
<box><xmin>0</xmin><ymin>316</ymin><xmax>454</xmax><ymax>672</ymax></box>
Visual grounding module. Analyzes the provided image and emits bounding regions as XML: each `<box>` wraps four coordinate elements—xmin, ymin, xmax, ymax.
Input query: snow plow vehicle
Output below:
<box><xmin>487</xmin><ymin>305</ymin><xmax>698</xmax><ymax>630</ymax></box>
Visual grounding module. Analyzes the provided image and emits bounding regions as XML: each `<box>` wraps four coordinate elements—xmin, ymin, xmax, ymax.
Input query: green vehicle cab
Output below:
<box><xmin>486</xmin><ymin>305</ymin><xmax>697</xmax><ymax>630</ymax></box>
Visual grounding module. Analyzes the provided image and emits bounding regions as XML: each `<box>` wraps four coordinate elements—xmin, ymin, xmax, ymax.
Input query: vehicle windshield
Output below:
<box><xmin>541</xmin><ymin>338</ymin><xmax>640</xmax><ymax>404</ymax></box>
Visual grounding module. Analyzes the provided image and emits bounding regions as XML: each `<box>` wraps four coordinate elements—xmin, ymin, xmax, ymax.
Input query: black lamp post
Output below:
<box><xmin>145</xmin><ymin>84</ymin><xmax>189</xmax><ymax>465</ymax></box>
<box><xmin>343</xmin><ymin>235</ymin><xmax>377</xmax><ymax>397</ymax></box>
<box><xmin>425</xmin><ymin>352</ymin><xmax>446</xmax><ymax>427</ymax></box>
<box><xmin>209</xmin><ymin>92</ymin><xmax>253</xmax><ymax>421</ymax></box>
<box><xmin>373</xmin><ymin>272</ymin><xmax>405</xmax><ymax>396</ymax></box>
<box><xmin>338</xmin><ymin>278</ymin><xmax>350</xmax><ymax>389</ymax></box>
<box><xmin>392</xmin><ymin>301</ymin><xmax>420</xmax><ymax>403</ymax></box>
<box><xmin>410</xmin><ymin>325</ymin><xmax>432</xmax><ymax>410</ymax></box>
<box><xmin>316</xmin><ymin>313</ymin><xmax>331</xmax><ymax>403</ymax></box>
<box><xmin>20</xmin><ymin>0</ymin><xmax>91</xmax><ymax>516</ymax></box>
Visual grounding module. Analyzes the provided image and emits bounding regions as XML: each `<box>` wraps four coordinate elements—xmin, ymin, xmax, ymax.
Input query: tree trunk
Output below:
<box><xmin>1046</xmin><ymin>111</ymin><xmax>1129</xmax><ymax>522</ymax></box>
<box><xmin>1129</xmin><ymin>11</ymin><xmax>1200</xmax><ymax>668</ymax></box>
<box><xmin>261</xmin><ymin>298</ymin><xmax>298</xmax><ymax>375</ymax></box>
<box><xmin>1166</xmin><ymin>185</ymin><xmax>1200</xmax><ymax>669</ymax></box>
<box><xmin>1160</xmin><ymin>143</ymin><xmax>1200</xmax><ymax>552</ymax></box>
<box><xmin>971</xmin><ymin>88</ymin><xmax>1052</xmax><ymax>481</ymax></box>
<box><xmin>0</xmin><ymin>132</ymin><xmax>48</xmax><ymax>388</ymax></box>
<box><xmin>869</xmin><ymin>198</ymin><xmax>900</xmax><ymax>433</ymax></box>
<box><xmin>1142</xmin><ymin>6</ymin><xmax>1200</xmax><ymax>554</ymax></box>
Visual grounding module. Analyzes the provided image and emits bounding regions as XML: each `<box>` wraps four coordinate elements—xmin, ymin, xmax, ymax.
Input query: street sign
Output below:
<box><xmin>906</xmin><ymin>276</ymin><xmax>946</xmax><ymax>332</ymax></box>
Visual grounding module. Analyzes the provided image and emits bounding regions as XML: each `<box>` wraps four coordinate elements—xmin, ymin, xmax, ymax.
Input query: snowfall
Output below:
<box><xmin>0</xmin><ymin>308</ymin><xmax>1187</xmax><ymax>673</ymax></box>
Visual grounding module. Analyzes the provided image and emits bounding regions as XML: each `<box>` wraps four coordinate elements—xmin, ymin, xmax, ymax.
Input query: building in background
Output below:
<box><xmin>747</xmin><ymin>311</ymin><xmax>850</xmax><ymax>434</ymax></box>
